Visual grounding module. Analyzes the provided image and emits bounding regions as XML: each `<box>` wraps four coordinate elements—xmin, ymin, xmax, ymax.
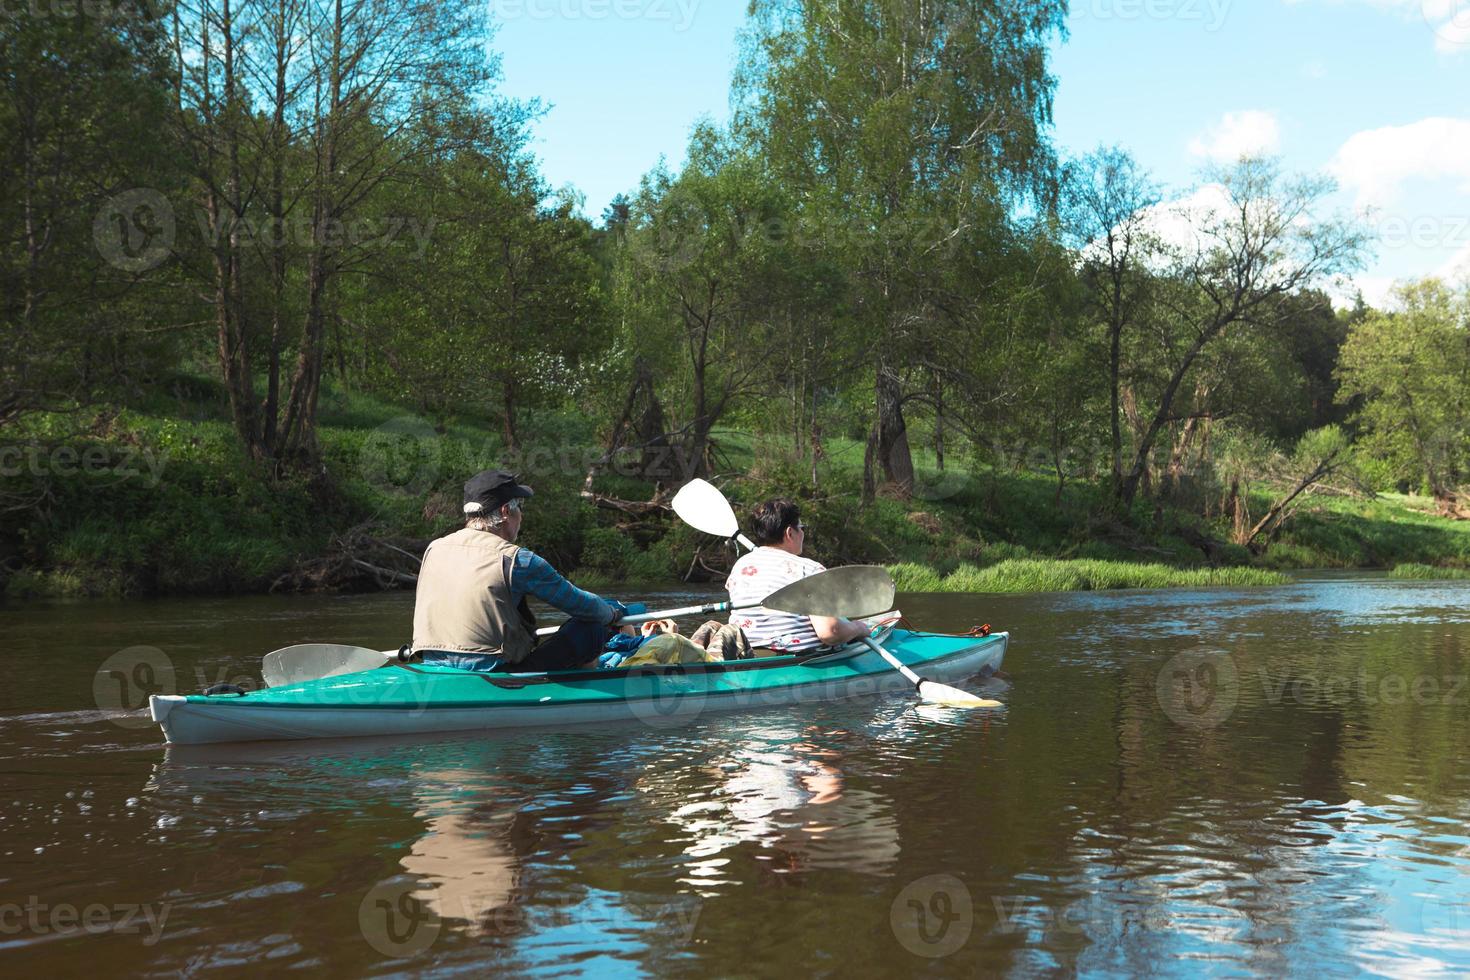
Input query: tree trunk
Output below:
<box><xmin>874</xmin><ymin>361</ymin><xmax>914</xmax><ymax>497</ymax></box>
<box><xmin>1109</xmin><ymin>319</ymin><xmax>1123</xmax><ymax>493</ymax></box>
<box><xmin>502</xmin><ymin>385</ymin><xmax>519</xmax><ymax>451</ymax></box>
<box><xmin>934</xmin><ymin>371</ymin><xmax>945</xmax><ymax>471</ymax></box>
<box><xmin>1242</xmin><ymin>450</ymin><xmax>1343</xmax><ymax>549</ymax></box>
<box><xmin>263</xmin><ymin>0</ymin><xmax>292</xmax><ymax>454</ymax></box>
<box><xmin>1118</xmin><ymin>320</ymin><xmax>1227</xmax><ymax>506</ymax></box>
<box><xmin>279</xmin><ymin>0</ymin><xmax>343</xmax><ymax>465</ymax></box>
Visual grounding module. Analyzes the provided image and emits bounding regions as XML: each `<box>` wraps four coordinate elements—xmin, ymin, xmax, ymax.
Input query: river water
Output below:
<box><xmin>2</xmin><ymin>576</ymin><xmax>1469</xmax><ymax>977</ymax></box>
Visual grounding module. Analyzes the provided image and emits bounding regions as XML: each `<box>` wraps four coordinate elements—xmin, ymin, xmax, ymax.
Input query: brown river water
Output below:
<box><xmin>2</xmin><ymin>576</ymin><xmax>1469</xmax><ymax>977</ymax></box>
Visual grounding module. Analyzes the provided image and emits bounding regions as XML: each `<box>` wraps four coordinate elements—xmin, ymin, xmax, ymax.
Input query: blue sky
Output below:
<box><xmin>490</xmin><ymin>0</ymin><xmax>1470</xmax><ymax>305</ymax></box>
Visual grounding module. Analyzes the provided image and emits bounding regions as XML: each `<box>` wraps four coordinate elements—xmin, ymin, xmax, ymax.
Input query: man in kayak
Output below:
<box><xmin>726</xmin><ymin>499</ymin><xmax>869</xmax><ymax>653</ymax></box>
<box><xmin>412</xmin><ymin>470</ymin><xmax>627</xmax><ymax>672</ymax></box>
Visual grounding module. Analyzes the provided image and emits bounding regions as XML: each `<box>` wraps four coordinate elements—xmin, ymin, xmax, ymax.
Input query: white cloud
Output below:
<box><xmin>1339</xmin><ymin>275</ymin><xmax>1399</xmax><ymax>310</ymax></box>
<box><xmin>1188</xmin><ymin>110</ymin><xmax>1282</xmax><ymax>162</ymax></box>
<box><xmin>1330</xmin><ymin>117</ymin><xmax>1470</xmax><ymax>208</ymax></box>
<box><xmin>1298</xmin><ymin>0</ymin><xmax>1470</xmax><ymax>55</ymax></box>
<box><xmin>1439</xmin><ymin>240</ymin><xmax>1470</xmax><ymax>281</ymax></box>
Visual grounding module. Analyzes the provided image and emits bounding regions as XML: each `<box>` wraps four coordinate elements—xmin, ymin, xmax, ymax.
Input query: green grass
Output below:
<box><xmin>1271</xmin><ymin>493</ymin><xmax>1470</xmax><ymax>569</ymax></box>
<box><xmin>6</xmin><ymin>380</ymin><xmax>1470</xmax><ymax>600</ymax></box>
<box><xmin>1388</xmin><ymin>563</ymin><xmax>1470</xmax><ymax>580</ymax></box>
<box><xmin>890</xmin><ymin>558</ymin><xmax>1288</xmax><ymax>594</ymax></box>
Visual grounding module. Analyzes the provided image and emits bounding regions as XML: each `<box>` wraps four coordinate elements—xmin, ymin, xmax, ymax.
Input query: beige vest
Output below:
<box><xmin>411</xmin><ymin>527</ymin><xmax>536</xmax><ymax>663</ymax></box>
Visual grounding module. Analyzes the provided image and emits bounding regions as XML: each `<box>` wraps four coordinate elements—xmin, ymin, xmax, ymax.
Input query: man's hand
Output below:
<box><xmin>605</xmin><ymin>598</ymin><xmax>630</xmax><ymax>624</ymax></box>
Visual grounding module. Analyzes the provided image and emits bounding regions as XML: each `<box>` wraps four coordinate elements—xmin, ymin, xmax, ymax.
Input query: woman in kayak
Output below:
<box><xmin>411</xmin><ymin>469</ymin><xmax>629</xmax><ymax>672</ymax></box>
<box><xmin>726</xmin><ymin>499</ymin><xmax>869</xmax><ymax>653</ymax></box>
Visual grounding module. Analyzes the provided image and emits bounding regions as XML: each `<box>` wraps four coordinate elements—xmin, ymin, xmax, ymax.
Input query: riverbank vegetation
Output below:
<box><xmin>5</xmin><ymin>2</ymin><xmax>1470</xmax><ymax>600</ymax></box>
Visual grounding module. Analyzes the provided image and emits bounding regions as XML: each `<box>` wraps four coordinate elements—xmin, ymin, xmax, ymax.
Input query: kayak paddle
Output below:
<box><xmin>859</xmin><ymin>637</ymin><xmax>1002</xmax><ymax>708</ymax></box>
<box><xmin>671</xmin><ymin>480</ymin><xmax>1001</xmax><ymax>709</ymax></box>
<box><xmin>261</xmin><ymin>643</ymin><xmax>396</xmax><ymax>689</ymax></box>
<box><xmin>259</xmin><ymin>565</ymin><xmax>897</xmax><ymax>687</ymax></box>
<box><xmin>672</xmin><ymin>478</ymin><xmax>757</xmax><ymax>551</ymax></box>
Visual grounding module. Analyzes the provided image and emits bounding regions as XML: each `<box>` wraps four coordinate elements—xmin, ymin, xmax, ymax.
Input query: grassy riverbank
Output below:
<box><xmin>4</xmin><ymin>376</ymin><xmax>1470</xmax><ymax>600</ymax></box>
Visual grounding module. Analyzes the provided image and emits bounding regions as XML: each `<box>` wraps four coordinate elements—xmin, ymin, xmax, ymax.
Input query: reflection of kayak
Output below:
<box><xmin>150</xmin><ymin>629</ymin><xmax>1008</xmax><ymax>745</ymax></box>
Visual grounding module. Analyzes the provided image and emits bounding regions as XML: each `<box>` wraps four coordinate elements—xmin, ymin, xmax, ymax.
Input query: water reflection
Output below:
<box><xmin>652</xmin><ymin>723</ymin><xmax>900</xmax><ymax>882</ymax></box>
<box><xmin>7</xmin><ymin>577</ymin><xmax>1470</xmax><ymax>975</ymax></box>
<box><xmin>401</xmin><ymin>773</ymin><xmax>522</xmax><ymax>938</ymax></box>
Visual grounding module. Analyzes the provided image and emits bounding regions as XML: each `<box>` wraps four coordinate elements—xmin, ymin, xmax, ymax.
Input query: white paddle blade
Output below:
<box><xmin>764</xmin><ymin>565</ymin><xmax>896</xmax><ymax>619</ymax></box>
<box><xmin>671</xmin><ymin>479</ymin><xmax>741</xmax><ymax>538</ymax></box>
<box><xmin>262</xmin><ymin>644</ymin><xmax>390</xmax><ymax>688</ymax></box>
<box><xmin>916</xmin><ymin>680</ymin><xmax>1003</xmax><ymax>708</ymax></box>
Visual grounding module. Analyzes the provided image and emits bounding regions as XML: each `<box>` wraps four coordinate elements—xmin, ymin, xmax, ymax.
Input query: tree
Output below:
<box><xmin>165</xmin><ymin>0</ymin><xmax>503</xmax><ymax>469</ymax></box>
<box><xmin>736</xmin><ymin>0</ymin><xmax>1067</xmax><ymax>499</ymax></box>
<box><xmin>614</xmin><ymin>127</ymin><xmax>789</xmax><ymax>480</ymax></box>
<box><xmin>1114</xmin><ymin>158</ymin><xmax>1365</xmax><ymax>508</ymax></box>
<box><xmin>356</xmin><ymin>143</ymin><xmax>607</xmax><ymax>443</ymax></box>
<box><xmin>1067</xmin><ymin>147</ymin><xmax>1160</xmax><ymax>494</ymax></box>
<box><xmin>1237</xmin><ymin>426</ymin><xmax>1354</xmax><ymax>550</ymax></box>
<box><xmin>1338</xmin><ymin>279</ymin><xmax>1470</xmax><ymax>516</ymax></box>
<box><xmin>0</xmin><ymin>3</ymin><xmax>178</xmax><ymax>426</ymax></box>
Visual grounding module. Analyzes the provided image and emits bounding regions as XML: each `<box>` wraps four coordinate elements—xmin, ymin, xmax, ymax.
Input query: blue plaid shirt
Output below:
<box><xmin>511</xmin><ymin>548</ymin><xmax>616</xmax><ymax>623</ymax></box>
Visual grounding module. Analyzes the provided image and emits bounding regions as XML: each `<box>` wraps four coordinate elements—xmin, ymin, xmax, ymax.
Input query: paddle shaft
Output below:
<box><xmin>534</xmin><ymin>598</ymin><xmax>755</xmax><ymax>638</ymax></box>
<box><xmin>860</xmin><ymin>635</ymin><xmax>924</xmax><ymax>686</ymax></box>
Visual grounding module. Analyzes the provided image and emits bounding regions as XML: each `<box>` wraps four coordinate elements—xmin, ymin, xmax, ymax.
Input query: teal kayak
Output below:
<box><xmin>149</xmin><ymin>628</ymin><xmax>1008</xmax><ymax>745</ymax></box>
